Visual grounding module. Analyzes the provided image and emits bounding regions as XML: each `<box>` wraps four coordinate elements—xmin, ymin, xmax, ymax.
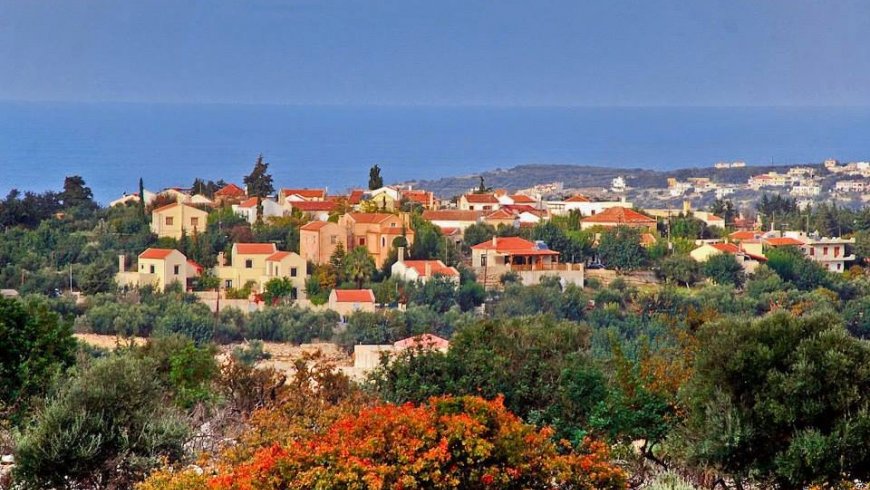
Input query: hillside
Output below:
<box><xmin>403</xmin><ymin>162</ymin><xmax>823</xmax><ymax>198</ymax></box>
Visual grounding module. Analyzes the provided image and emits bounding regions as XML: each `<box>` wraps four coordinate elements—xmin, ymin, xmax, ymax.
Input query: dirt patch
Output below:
<box><xmin>75</xmin><ymin>333</ymin><xmax>146</xmax><ymax>350</ymax></box>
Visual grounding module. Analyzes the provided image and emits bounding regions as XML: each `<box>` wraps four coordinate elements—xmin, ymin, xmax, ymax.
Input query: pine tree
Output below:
<box><xmin>368</xmin><ymin>164</ymin><xmax>384</xmax><ymax>190</ymax></box>
<box><xmin>244</xmin><ymin>154</ymin><xmax>275</xmax><ymax>198</ymax></box>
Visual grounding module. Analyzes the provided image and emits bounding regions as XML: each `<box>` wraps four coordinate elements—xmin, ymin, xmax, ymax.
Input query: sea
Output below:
<box><xmin>2</xmin><ymin>102</ymin><xmax>870</xmax><ymax>203</ymax></box>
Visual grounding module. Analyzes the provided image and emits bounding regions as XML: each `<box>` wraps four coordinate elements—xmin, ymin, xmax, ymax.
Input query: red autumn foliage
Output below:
<box><xmin>208</xmin><ymin>395</ymin><xmax>625</xmax><ymax>490</ymax></box>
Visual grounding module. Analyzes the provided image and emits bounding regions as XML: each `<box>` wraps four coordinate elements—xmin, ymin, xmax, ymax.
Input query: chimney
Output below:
<box><xmin>217</xmin><ymin>251</ymin><xmax>226</xmax><ymax>267</ymax></box>
<box><xmin>118</xmin><ymin>255</ymin><xmax>126</xmax><ymax>273</ymax></box>
<box><xmin>425</xmin><ymin>261</ymin><xmax>432</xmax><ymax>277</ymax></box>
<box><xmin>683</xmin><ymin>200</ymin><xmax>691</xmax><ymax>215</ymax></box>
<box><xmin>491</xmin><ymin>236</ymin><xmax>498</xmax><ymax>247</ymax></box>
<box><xmin>397</xmin><ymin>246</ymin><xmax>405</xmax><ymax>263</ymax></box>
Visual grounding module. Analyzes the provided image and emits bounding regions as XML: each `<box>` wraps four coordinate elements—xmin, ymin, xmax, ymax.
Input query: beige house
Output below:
<box><xmin>150</xmin><ymin>202</ymin><xmax>209</xmax><ymax>239</ymax></box>
<box><xmin>339</xmin><ymin>213</ymin><xmax>414</xmax><ymax>267</ymax></box>
<box><xmin>328</xmin><ymin>289</ymin><xmax>376</xmax><ymax>319</ymax></box>
<box><xmin>300</xmin><ymin>221</ymin><xmax>347</xmax><ymax>265</ymax></box>
<box><xmin>689</xmin><ymin>242</ymin><xmax>766</xmax><ymax>274</ymax></box>
<box><xmin>459</xmin><ymin>193</ymin><xmax>501</xmax><ymax>211</ymax></box>
<box><xmin>215</xmin><ymin>243</ymin><xmax>307</xmax><ymax>297</ymax></box>
<box><xmin>579</xmin><ymin>206</ymin><xmax>657</xmax><ymax>231</ymax></box>
<box><xmin>391</xmin><ymin>247</ymin><xmax>459</xmax><ymax>284</ymax></box>
<box><xmin>421</xmin><ymin>210</ymin><xmax>483</xmax><ymax>234</ymax></box>
<box><xmin>116</xmin><ymin>248</ymin><xmax>188</xmax><ymax>292</ymax></box>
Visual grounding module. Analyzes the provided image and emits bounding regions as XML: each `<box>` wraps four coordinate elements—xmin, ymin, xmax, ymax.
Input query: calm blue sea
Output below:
<box><xmin>2</xmin><ymin>102</ymin><xmax>870</xmax><ymax>203</ymax></box>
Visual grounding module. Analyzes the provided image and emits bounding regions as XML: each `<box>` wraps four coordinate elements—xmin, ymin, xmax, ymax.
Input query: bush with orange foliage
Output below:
<box><xmin>209</xmin><ymin>396</ymin><xmax>625</xmax><ymax>490</ymax></box>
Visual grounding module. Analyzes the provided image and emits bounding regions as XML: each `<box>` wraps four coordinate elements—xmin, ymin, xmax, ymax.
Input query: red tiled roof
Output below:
<box><xmin>437</xmin><ymin>227</ymin><xmax>460</xmax><ymax>236</ymax></box>
<box><xmin>565</xmin><ymin>195</ymin><xmax>591</xmax><ymax>202</ymax></box>
<box><xmin>765</xmin><ymin>237</ymin><xmax>805</xmax><ymax>247</ymax></box>
<box><xmin>641</xmin><ymin>233</ymin><xmax>658</xmax><ymax>246</ymax></box>
<box><xmin>266</xmin><ymin>251</ymin><xmax>292</xmax><ymax>262</ymax></box>
<box><xmin>281</xmin><ymin>188</ymin><xmax>326</xmax><ymax>199</ymax></box>
<box><xmin>729</xmin><ymin>230</ymin><xmax>761</xmax><ymax>241</ymax></box>
<box><xmin>300</xmin><ymin>221</ymin><xmax>331</xmax><ymax>231</ymax></box>
<box><xmin>215</xmin><ymin>183</ymin><xmax>246</xmax><ymax>197</ymax></box>
<box><xmin>463</xmin><ymin>193</ymin><xmax>499</xmax><ymax>203</ymax></box>
<box><xmin>152</xmin><ymin>202</ymin><xmax>181</xmax><ymax>213</ymax></box>
<box><xmin>393</xmin><ymin>334</ymin><xmax>449</xmax><ymax>350</ymax></box>
<box><xmin>712</xmin><ymin>243</ymin><xmax>741</xmax><ymax>254</ymax></box>
<box><xmin>422</xmin><ymin>210</ymin><xmax>482</xmax><ymax>222</ymax></box>
<box><xmin>237</xmin><ymin>197</ymin><xmax>260</xmax><ymax>208</ymax></box>
<box><xmin>235</xmin><ymin>243</ymin><xmax>277</xmax><ymax>255</ymax></box>
<box><xmin>402</xmin><ymin>190</ymin><xmax>433</xmax><ymax>204</ymax></box>
<box><xmin>471</xmin><ymin>237</ymin><xmax>560</xmax><ymax>255</ymax></box>
<box><xmin>580</xmin><ymin>207</ymin><xmax>656</xmax><ymax>224</ymax></box>
<box><xmin>291</xmin><ymin>201</ymin><xmax>338</xmax><ymax>212</ymax></box>
<box><xmin>509</xmin><ymin>194</ymin><xmax>535</xmax><ymax>203</ymax></box>
<box><xmin>484</xmin><ymin>209</ymin><xmax>515</xmax><ymax>220</ymax></box>
<box><xmin>348</xmin><ymin>190</ymin><xmax>365</xmax><ymax>205</ymax></box>
<box><xmin>347</xmin><ymin>213</ymin><xmax>394</xmax><ymax>224</ymax></box>
<box><xmin>332</xmin><ymin>289</ymin><xmax>375</xmax><ymax>303</ymax></box>
<box><xmin>140</xmin><ymin>248</ymin><xmax>176</xmax><ymax>260</ymax></box>
<box><xmin>402</xmin><ymin>260</ymin><xmax>459</xmax><ymax>277</ymax></box>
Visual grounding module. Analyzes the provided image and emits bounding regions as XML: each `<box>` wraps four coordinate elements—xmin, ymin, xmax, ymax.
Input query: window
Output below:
<box><xmin>173</xmin><ymin>265</ymin><xmax>180</xmax><ymax>275</ymax></box>
<box><xmin>245</xmin><ymin>259</ymin><xmax>253</xmax><ymax>269</ymax></box>
<box><xmin>481</xmin><ymin>254</ymin><xmax>487</xmax><ymax>267</ymax></box>
<box><xmin>837</xmin><ymin>263</ymin><xmax>842</xmax><ymax>270</ymax></box>
<box><xmin>165</xmin><ymin>217</ymin><xmax>174</xmax><ymax>226</ymax></box>
<box><xmin>390</xmin><ymin>222</ymin><xmax>396</xmax><ymax>228</ymax></box>
<box><xmin>225</xmin><ymin>280</ymin><xmax>233</xmax><ymax>289</ymax></box>
<box><xmin>359</xmin><ymin>237</ymin><xmax>366</xmax><ymax>246</ymax></box>
<box><xmin>149</xmin><ymin>265</ymin><xmax>155</xmax><ymax>274</ymax></box>
<box><xmin>834</xmin><ymin>246</ymin><xmax>840</xmax><ymax>258</ymax></box>
<box><xmin>381</xmin><ymin>237</ymin><xmax>386</xmax><ymax>248</ymax></box>
<box><xmin>290</xmin><ymin>267</ymin><xmax>297</xmax><ymax>277</ymax></box>
<box><xmin>809</xmin><ymin>247</ymin><xmax>815</xmax><ymax>256</ymax></box>
<box><xmin>823</xmin><ymin>246</ymin><xmax>828</xmax><ymax>256</ymax></box>
<box><xmin>140</xmin><ymin>264</ymin><xmax>144</xmax><ymax>271</ymax></box>
<box><xmin>330</xmin><ymin>235</ymin><xmax>337</xmax><ymax>244</ymax></box>
<box><xmin>190</xmin><ymin>217</ymin><xmax>199</xmax><ymax>227</ymax></box>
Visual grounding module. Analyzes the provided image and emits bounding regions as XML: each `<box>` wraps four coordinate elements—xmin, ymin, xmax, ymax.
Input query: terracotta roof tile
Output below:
<box><xmin>281</xmin><ymin>188</ymin><xmax>326</xmax><ymax>199</ymax></box>
<box><xmin>765</xmin><ymin>237</ymin><xmax>805</xmax><ymax>247</ymax></box>
<box><xmin>347</xmin><ymin>213</ymin><xmax>394</xmax><ymax>224</ymax></box>
<box><xmin>565</xmin><ymin>195</ymin><xmax>591</xmax><ymax>202</ymax></box>
<box><xmin>235</xmin><ymin>243</ymin><xmax>277</xmax><ymax>255</ymax></box>
<box><xmin>266</xmin><ymin>251</ymin><xmax>293</xmax><ymax>262</ymax></box>
<box><xmin>471</xmin><ymin>237</ymin><xmax>560</xmax><ymax>255</ymax></box>
<box><xmin>300</xmin><ymin>221</ymin><xmax>331</xmax><ymax>231</ymax></box>
<box><xmin>393</xmin><ymin>334</ymin><xmax>450</xmax><ymax>350</ymax></box>
<box><xmin>139</xmin><ymin>248</ymin><xmax>176</xmax><ymax>260</ymax></box>
<box><xmin>463</xmin><ymin>193</ymin><xmax>500</xmax><ymax>203</ymax></box>
<box><xmin>402</xmin><ymin>260</ymin><xmax>459</xmax><ymax>277</ymax></box>
<box><xmin>333</xmin><ymin>289</ymin><xmax>375</xmax><ymax>303</ymax></box>
<box><xmin>291</xmin><ymin>201</ymin><xmax>338</xmax><ymax>212</ymax></box>
<box><xmin>215</xmin><ymin>183</ymin><xmax>246</xmax><ymax>197</ymax></box>
<box><xmin>509</xmin><ymin>194</ymin><xmax>536</xmax><ymax>203</ymax></box>
<box><xmin>580</xmin><ymin>206</ymin><xmax>656</xmax><ymax>224</ymax></box>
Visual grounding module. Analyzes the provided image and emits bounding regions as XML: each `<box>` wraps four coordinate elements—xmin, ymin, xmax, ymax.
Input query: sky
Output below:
<box><xmin>1</xmin><ymin>0</ymin><xmax>869</xmax><ymax>107</ymax></box>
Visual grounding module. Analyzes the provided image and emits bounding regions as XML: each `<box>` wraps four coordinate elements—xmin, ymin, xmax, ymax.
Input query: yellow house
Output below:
<box><xmin>215</xmin><ymin>243</ymin><xmax>307</xmax><ymax>298</ymax></box>
<box><xmin>151</xmin><ymin>202</ymin><xmax>209</xmax><ymax>240</ymax></box>
<box><xmin>365</xmin><ymin>187</ymin><xmax>402</xmax><ymax>211</ymax></box>
<box><xmin>116</xmin><ymin>248</ymin><xmax>188</xmax><ymax>292</ymax></box>
<box><xmin>339</xmin><ymin>213</ymin><xmax>415</xmax><ymax>267</ymax></box>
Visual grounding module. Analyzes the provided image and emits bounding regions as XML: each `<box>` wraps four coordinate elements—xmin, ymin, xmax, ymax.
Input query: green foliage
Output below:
<box><xmin>368</xmin><ymin>164</ymin><xmax>384</xmax><ymax>190</ymax></box>
<box><xmin>462</xmin><ymin>222</ymin><xmax>496</xmax><ymax>250</ymax></box>
<box><xmin>531</xmin><ymin>221</ymin><xmax>592</xmax><ymax>263</ymax></box>
<box><xmin>702</xmin><ymin>253</ymin><xmax>745</xmax><ymax>287</ymax></box>
<box><xmin>344</xmin><ymin>246</ymin><xmax>376</xmax><ymax>288</ymax></box>
<box><xmin>230</xmin><ymin>340</ymin><xmax>271</xmax><ymax>366</ymax></box>
<box><xmin>766</xmin><ymin>245</ymin><xmax>832</xmax><ymax>290</ymax></box>
<box><xmin>60</xmin><ymin>175</ymin><xmax>95</xmax><ymax>209</ymax></box>
<box><xmin>680</xmin><ymin>312</ymin><xmax>870</xmax><ymax>487</ymax></box>
<box><xmin>14</xmin><ymin>354</ymin><xmax>189</xmax><ymax>489</ymax></box>
<box><xmin>153</xmin><ymin>301</ymin><xmax>215</xmax><ymax>344</ymax></box>
<box><xmin>262</xmin><ymin>277</ymin><xmax>295</xmax><ymax>305</ymax></box>
<box><xmin>656</xmin><ymin>254</ymin><xmax>701</xmax><ymax>287</ymax></box>
<box><xmin>597</xmin><ymin>226</ymin><xmax>647</xmax><ymax>272</ymax></box>
<box><xmin>243</xmin><ymin>153</ymin><xmax>275</xmax><ymax>198</ymax></box>
<box><xmin>0</xmin><ymin>297</ymin><xmax>77</xmax><ymax>422</ymax></box>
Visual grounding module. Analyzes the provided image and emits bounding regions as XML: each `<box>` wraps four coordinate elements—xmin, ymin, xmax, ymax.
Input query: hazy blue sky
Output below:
<box><xmin>1</xmin><ymin>0</ymin><xmax>868</xmax><ymax>106</ymax></box>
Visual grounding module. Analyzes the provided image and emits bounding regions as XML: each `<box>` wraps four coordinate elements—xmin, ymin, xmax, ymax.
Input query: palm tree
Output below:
<box><xmin>344</xmin><ymin>246</ymin><xmax>375</xmax><ymax>288</ymax></box>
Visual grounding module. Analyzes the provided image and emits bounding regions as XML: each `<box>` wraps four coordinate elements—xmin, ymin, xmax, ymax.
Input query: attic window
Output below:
<box><xmin>245</xmin><ymin>259</ymin><xmax>253</xmax><ymax>269</ymax></box>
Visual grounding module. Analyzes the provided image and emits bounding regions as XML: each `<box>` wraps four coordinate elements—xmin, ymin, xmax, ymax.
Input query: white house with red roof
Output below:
<box><xmin>391</xmin><ymin>247</ymin><xmax>459</xmax><ymax>284</ymax></box>
<box><xmin>116</xmin><ymin>248</ymin><xmax>189</xmax><ymax>292</ymax></box>
<box><xmin>579</xmin><ymin>206</ymin><xmax>657</xmax><ymax>231</ymax></box>
<box><xmin>232</xmin><ymin>197</ymin><xmax>284</xmax><ymax>224</ymax></box>
<box><xmin>545</xmin><ymin>195</ymin><xmax>632</xmax><ymax>217</ymax></box>
<box><xmin>764</xmin><ymin>232</ymin><xmax>856</xmax><ymax>273</ymax></box>
<box><xmin>470</xmin><ymin>236</ymin><xmax>584</xmax><ymax>287</ymax></box>
<box><xmin>690</xmin><ymin>242</ymin><xmax>767</xmax><ymax>274</ymax></box>
<box><xmin>328</xmin><ymin>289</ymin><xmax>376</xmax><ymax>319</ymax></box>
<box><xmin>285</xmin><ymin>200</ymin><xmax>337</xmax><ymax>221</ymax></box>
<box><xmin>459</xmin><ymin>193</ymin><xmax>501</xmax><ymax>212</ymax></box>
<box><xmin>497</xmin><ymin>193</ymin><xmax>539</xmax><ymax>207</ymax></box>
<box><xmin>280</xmin><ymin>188</ymin><xmax>327</xmax><ymax>202</ymax></box>
<box><xmin>214</xmin><ymin>183</ymin><xmax>247</xmax><ymax>204</ymax></box>
<box><xmin>421</xmin><ymin>210</ymin><xmax>483</xmax><ymax>234</ymax></box>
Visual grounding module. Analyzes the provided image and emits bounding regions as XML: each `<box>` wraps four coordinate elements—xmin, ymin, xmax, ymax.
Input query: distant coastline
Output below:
<box><xmin>2</xmin><ymin>102</ymin><xmax>870</xmax><ymax>202</ymax></box>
